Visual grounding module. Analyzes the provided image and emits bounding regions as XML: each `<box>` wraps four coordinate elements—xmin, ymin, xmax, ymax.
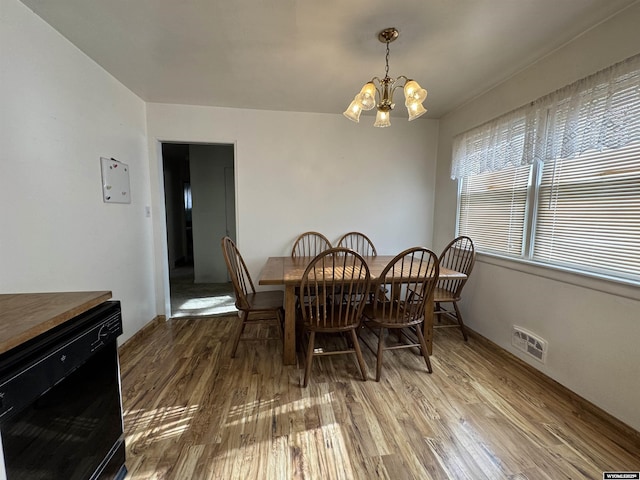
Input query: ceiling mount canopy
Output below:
<box><xmin>377</xmin><ymin>27</ymin><xmax>399</xmax><ymax>44</ymax></box>
<box><xmin>344</xmin><ymin>27</ymin><xmax>428</xmax><ymax>127</ymax></box>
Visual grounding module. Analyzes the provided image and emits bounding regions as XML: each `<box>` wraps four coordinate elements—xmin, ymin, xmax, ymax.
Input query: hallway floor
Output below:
<box><xmin>169</xmin><ymin>266</ymin><xmax>237</xmax><ymax>318</ymax></box>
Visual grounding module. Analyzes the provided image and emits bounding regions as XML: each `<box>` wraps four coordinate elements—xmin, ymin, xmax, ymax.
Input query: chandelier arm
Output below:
<box><xmin>390</xmin><ymin>76</ymin><xmax>410</xmax><ymax>100</ymax></box>
<box><xmin>369</xmin><ymin>77</ymin><xmax>383</xmax><ymax>99</ymax></box>
<box><xmin>391</xmin><ymin>82</ymin><xmax>406</xmax><ymax>96</ymax></box>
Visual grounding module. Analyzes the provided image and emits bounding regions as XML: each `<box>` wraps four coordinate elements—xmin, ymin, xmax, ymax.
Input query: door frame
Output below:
<box><xmin>155</xmin><ymin>139</ymin><xmax>238</xmax><ymax>319</ymax></box>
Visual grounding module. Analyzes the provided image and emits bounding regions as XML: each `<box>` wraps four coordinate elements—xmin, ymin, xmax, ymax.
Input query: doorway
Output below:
<box><xmin>161</xmin><ymin>143</ymin><xmax>238</xmax><ymax>318</ymax></box>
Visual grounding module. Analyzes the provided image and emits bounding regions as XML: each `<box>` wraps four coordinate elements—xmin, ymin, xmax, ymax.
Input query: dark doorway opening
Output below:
<box><xmin>161</xmin><ymin>143</ymin><xmax>237</xmax><ymax>318</ymax></box>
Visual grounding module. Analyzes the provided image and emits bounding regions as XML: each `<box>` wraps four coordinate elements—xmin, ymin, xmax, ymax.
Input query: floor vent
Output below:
<box><xmin>512</xmin><ymin>326</ymin><xmax>547</xmax><ymax>364</ymax></box>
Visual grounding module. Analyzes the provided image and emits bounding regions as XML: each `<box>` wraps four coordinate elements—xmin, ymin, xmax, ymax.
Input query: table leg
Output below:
<box><xmin>423</xmin><ymin>287</ymin><xmax>434</xmax><ymax>355</ymax></box>
<box><xmin>283</xmin><ymin>285</ymin><xmax>297</xmax><ymax>365</ymax></box>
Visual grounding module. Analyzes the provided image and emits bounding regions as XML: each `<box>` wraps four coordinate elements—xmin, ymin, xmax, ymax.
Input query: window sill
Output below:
<box><xmin>475</xmin><ymin>252</ymin><xmax>640</xmax><ymax>301</ymax></box>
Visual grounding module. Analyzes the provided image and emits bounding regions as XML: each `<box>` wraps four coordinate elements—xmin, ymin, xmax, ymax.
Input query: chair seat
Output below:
<box><xmin>409</xmin><ymin>285</ymin><xmax>459</xmax><ymax>303</ymax></box>
<box><xmin>433</xmin><ymin>287</ymin><xmax>459</xmax><ymax>303</ymax></box>
<box><xmin>361</xmin><ymin>303</ymin><xmax>423</xmax><ymax>329</ymax></box>
<box><xmin>244</xmin><ymin>290</ymin><xmax>284</xmax><ymax>312</ymax></box>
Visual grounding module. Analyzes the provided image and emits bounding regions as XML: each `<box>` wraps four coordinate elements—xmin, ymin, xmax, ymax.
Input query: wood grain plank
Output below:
<box><xmin>119</xmin><ymin>316</ymin><xmax>640</xmax><ymax>479</ymax></box>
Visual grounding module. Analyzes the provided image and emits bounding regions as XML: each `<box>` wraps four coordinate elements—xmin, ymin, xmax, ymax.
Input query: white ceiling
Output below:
<box><xmin>19</xmin><ymin>0</ymin><xmax>638</xmax><ymax>119</ymax></box>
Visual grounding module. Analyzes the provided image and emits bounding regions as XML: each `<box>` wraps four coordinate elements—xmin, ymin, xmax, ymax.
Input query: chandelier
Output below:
<box><xmin>343</xmin><ymin>28</ymin><xmax>427</xmax><ymax>127</ymax></box>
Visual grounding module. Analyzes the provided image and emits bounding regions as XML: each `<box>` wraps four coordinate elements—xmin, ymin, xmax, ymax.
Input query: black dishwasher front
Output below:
<box><xmin>0</xmin><ymin>300</ymin><xmax>127</xmax><ymax>480</ymax></box>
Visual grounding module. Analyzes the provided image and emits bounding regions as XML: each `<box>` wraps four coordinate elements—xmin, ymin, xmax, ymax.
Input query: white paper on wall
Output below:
<box><xmin>100</xmin><ymin>157</ymin><xmax>131</xmax><ymax>204</ymax></box>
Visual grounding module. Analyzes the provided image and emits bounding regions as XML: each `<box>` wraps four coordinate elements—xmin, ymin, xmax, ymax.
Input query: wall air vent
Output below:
<box><xmin>512</xmin><ymin>326</ymin><xmax>547</xmax><ymax>364</ymax></box>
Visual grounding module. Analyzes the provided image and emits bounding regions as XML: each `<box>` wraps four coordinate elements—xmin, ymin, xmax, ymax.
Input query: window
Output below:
<box><xmin>458</xmin><ymin>144</ymin><xmax>640</xmax><ymax>282</ymax></box>
<box><xmin>458</xmin><ymin>165</ymin><xmax>531</xmax><ymax>256</ymax></box>
<box><xmin>454</xmin><ymin>54</ymin><xmax>640</xmax><ymax>283</ymax></box>
<box><xmin>533</xmin><ymin>143</ymin><xmax>640</xmax><ymax>280</ymax></box>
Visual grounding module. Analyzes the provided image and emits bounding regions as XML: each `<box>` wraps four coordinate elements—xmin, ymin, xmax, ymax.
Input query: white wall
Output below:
<box><xmin>434</xmin><ymin>3</ymin><xmax>640</xmax><ymax>430</ymax></box>
<box><xmin>146</xmin><ymin>104</ymin><xmax>439</xmax><ymax>315</ymax></box>
<box><xmin>0</xmin><ymin>0</ymin><xmax>156</xmax><ymax>343</ymax></box>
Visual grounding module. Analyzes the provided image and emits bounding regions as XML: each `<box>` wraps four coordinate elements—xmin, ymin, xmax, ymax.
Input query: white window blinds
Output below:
<box><xmin>533</xmin><ymin>143</ymin><xmax>640</xmax><ymax>280</ymax></box>
<box><xmin>458</xmin><ymin>165</ymin><xmax>531</xmax><ymax>256</ymax></box>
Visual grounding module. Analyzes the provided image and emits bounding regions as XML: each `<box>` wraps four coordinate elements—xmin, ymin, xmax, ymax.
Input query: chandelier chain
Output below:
<box><xmin>384</xmin><ymin>41</ymin><xmax>390</xmax><ymax>79</ymax></box>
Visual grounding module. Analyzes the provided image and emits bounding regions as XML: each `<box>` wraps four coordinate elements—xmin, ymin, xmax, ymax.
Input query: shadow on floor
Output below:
<box><xmin>169</xmin><ymin>266</ymin><xmax>238</xmax><ymax>318</ymax></box>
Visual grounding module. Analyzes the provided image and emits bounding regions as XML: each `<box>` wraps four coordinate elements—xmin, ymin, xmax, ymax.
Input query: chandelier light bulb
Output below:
<box><xmin>404</xmin><ymin>80</ymin><xmax>427</xmax><ymax>104</ymax></box>
<box><xmin>343</xmin><ymin>97</ymin><xmax>363</xmax><ymax>122</ymax></box>
<box><xmin>358</xmin><ymin>83</ymin><xmax>377</xmax><ymax>110</ymax></box>
<box><xmin>374</xmin><ymin>109</ymin><xmax>391</xmax><ymax>128</ymax></box>
<box><xmin>406</xmin><ymin>101</ymin><xmax>427</xmax><ymax>121</ymax></box>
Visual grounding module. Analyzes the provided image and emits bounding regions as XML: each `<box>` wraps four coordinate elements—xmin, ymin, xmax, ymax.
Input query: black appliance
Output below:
<box><xmin>0</xmin><ymin>301</ymin><xmax>126</xmax><ymax>480</ymax></box>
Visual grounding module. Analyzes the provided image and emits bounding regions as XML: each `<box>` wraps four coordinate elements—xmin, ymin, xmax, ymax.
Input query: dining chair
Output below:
<box><xmin>292</xmin><ymin>231</ymin><xmax>332</xmax><ymax>303</ymax></box>
<box><xmin>336</xmin><ymin>232</ymin><xmax>377</xmax><ymax>257</ymax></box>
<box><xmin>291</xmin><ymin>231</ymin><xmax>332</xmax><ymax>258</ymax></box>
<box><xmin>361</xmin><ymin>247</ymin><xmax>439</xmax><ymax>381</ymax></box>
<box><xmin>299</xmin><ymin>248</ymin><xmax>371</xmax><ymax>387</ymax></box>
<box><xmin>221</xmin><ymin>236</ymin><xmax>284</xmax><ymax>357</ymax></box>
<box><xmin>433</xmin><ymin>236</ymin><xmax>476</xmax><ymax>341</ymax></box>
<box><xmin>337</xmin><ymin>232</ymin><xmax>380</xmax><ymax>303</ymax></box>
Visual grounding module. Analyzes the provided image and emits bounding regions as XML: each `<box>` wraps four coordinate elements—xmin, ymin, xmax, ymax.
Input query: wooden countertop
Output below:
<box><xmin>0</xmin><ymin>291</ymin><xmax>112</xmax><ymax>354</ymax></box>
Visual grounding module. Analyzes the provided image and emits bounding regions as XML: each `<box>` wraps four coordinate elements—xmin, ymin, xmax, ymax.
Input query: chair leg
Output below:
<box><xmin>376</xmin><ymin>328</ymin><xmax>385</xmax><ymax>382</ymax></box>
<box><xmin>435</xmin><ymin>302</ymin><xmax>442</xmax><ymax>323</ymax></box>
<box><xmin>303</xmin><ymin>331</ymin><xmax>316</xmax><ymax>388</ymax></box>
<box><xmin>276</xmin><ymin>308</ymin><xmax>284</xmax><ymax>339</ymax></box>
<box><xmin>344</xmin><ymin>331</ymin><xmax>354</xmax><ymax>349</ymax></box>
<box><xmin>415</xmin><ymin>326</ymin><xmax>433</xmax><ymax>374</ymax></box>
<box><xmin>452</xmin><ymin>301</ymin><xmax>468</xmax><ymax>341</ymax></box>
<box><xmin>350</xmin><ymin>329</ymin><xmax>367</xmax><ymax>382</ymax></box>
<box><xmin>230</xmin><ymin>311</ymin><xmax>248</xmax><ymax>358</ymax></box>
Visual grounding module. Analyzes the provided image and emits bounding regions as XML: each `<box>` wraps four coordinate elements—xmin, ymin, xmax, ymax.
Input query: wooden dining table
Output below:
<box><xmin>259</xmin><ymin>255</ymin><xmax>467</xmax><ymax>365</ymax></box>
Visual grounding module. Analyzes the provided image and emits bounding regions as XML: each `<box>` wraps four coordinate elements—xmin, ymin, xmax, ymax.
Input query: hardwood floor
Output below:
<box><xmin>119</xmin><ymin>316</ymin><xmax>640</xmax><ymax>479</ymax></box>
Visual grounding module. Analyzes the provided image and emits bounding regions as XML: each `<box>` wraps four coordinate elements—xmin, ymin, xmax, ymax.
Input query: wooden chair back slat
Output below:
<box><xmin>221</xmin><ymin>236</ymin><xmax>255</xmax><ymax>311</ymax></box>
<box><xmin>299</xmin><ymin>248</ymin><xmax>370</xmax><ymax>330</ymax></box>
<box><xmin>291</xmin><ymin>231</ymin><xmax>332</xmax><ymax>258</ymax></box>
<box><xmin>336</xmin><ymin>232</ymin><xmax>377</xmax><ymax>257</ymax></box>
<box><xmin>372</xmin><ymin>247</ymin><xmax>439</xmax><ymax>326</ymax></box>
<box><xmin>437</xmin><ymin>236</ymin><xmax>475</xmax><ymax>299</ymax></box>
